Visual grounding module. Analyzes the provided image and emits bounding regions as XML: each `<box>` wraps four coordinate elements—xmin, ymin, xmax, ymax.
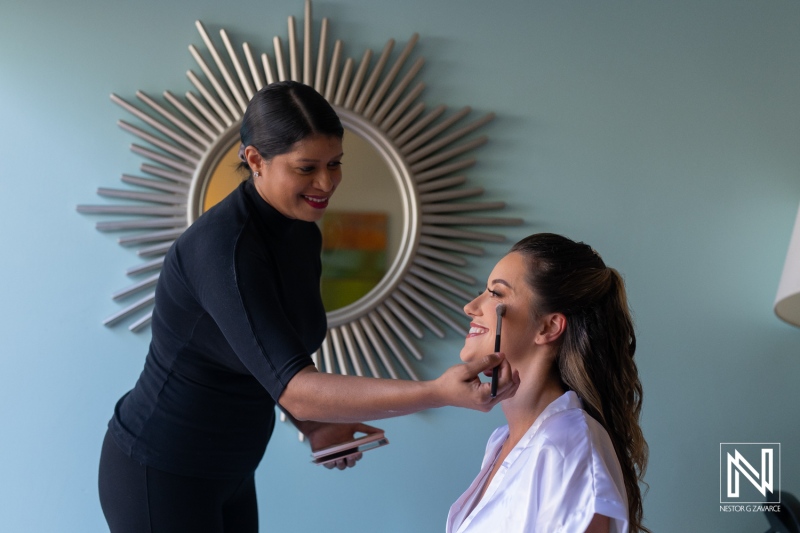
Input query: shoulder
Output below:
<box><xmin>517</xmin><ymin>392</ymin><xmax>625</xmax><ymax>491</ymax></box>
<box><xmin>520</xmin><ymin>403</ymin><xmax>629</xmax><ymax>530</ymax></box>
<box><xmin>183</xmin><ymin>184</ymin><xmax>250</xmax><ymax>243</ymax></box>
<box><xmin>163</xmin><ymin>184</ymin><xmax>262</xmax><ymax>287</ymax></box>
<box><xmin>532</xmin><ymin>404</ymin><xmax>628</xmax><ymax>508</ymax></box>
<box><xmin>538</xmin><ymin>406</ymin><xmax>595</xmax><ymax>450</ymax></box>
<box><xmin>534</xmin><ymin>404</ymin><xmax>620</xmax><ymax>476</ymax></box>
<box><xmin>177</xmin><ymin>184</ymin><xmax>268</xmax><ymax>262</ymax></box>
<box><xmin>526</xmin><ymin>393</ymin><xmax>609</xmax><ymax>456</ymax></box>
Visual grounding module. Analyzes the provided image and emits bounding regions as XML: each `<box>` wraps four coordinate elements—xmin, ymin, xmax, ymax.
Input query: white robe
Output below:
<box><xmin>446</xmin><ymin>391</ymin><xmax>629</xmax><ymax>533</ymax></box>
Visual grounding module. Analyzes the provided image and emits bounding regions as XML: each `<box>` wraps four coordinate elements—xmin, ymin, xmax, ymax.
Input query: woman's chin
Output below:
<box><xmin>459</xmin><ymin>346</ymin><xmax>478</xmax><ymax>363</ymax></box>
<box><xmin>458</xmin><ymin>347</ymin><xmax>468</xmax><ymax>362</ymax></box>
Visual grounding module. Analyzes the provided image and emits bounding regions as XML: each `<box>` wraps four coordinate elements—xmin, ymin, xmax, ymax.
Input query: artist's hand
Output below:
<box><xmin>434</xmin><ymin>352</ymin><xmax>519</xmax><ymax>412</ymax></box>
<box><xmin>304</xmin><ymin>422</ymin><xmax>384</xmax><ymax>470</ymax></box>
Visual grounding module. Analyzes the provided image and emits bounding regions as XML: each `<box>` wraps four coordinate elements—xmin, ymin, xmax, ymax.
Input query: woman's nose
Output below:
<box><xmin>463</xmin><ymin>295</ymin><xmax>481</xmax><ymax>317</ymax></box>
<box><xmin>315</xmin><ymin>170</ymin><xmax>337</xmax><ymax>192</ymax></box>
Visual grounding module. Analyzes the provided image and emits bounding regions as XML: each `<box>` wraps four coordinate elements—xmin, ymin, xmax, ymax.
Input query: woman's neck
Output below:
<box><xmin>501</xmin><ymin>356</ymin><xmax>565</xmax><ymax>446</ymax></box>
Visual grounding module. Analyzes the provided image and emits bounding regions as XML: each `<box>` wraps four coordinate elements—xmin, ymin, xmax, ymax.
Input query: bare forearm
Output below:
<box><xmin>278</xmin><ymin>406</ymin><xmax>321</xmax><ymax>435</ymax></box>
<box><xmin>279</xmin><ymin>353</ymin><xmax>519</xmax><ymax>423</ymax></box>
<box><xmin>279</xmin><ymin>367</ymin><xmax>443</xmax><ymax>423</ymax></box>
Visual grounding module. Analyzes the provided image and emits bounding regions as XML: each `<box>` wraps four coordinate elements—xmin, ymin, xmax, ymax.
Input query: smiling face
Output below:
<box><xmin>249</xmin><ymin>134</ymin><xmax>343</xmax><ymax>222</ymax></box>
<box><xmin>460</xmin><ymin>252</ymin><xmax>538</xmax><ymax>364</ymax></box>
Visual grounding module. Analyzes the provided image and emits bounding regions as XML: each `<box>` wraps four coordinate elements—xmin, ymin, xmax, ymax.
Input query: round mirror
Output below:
<box><xmin>190</xmin><ymin>122</ymin><xmax>407</xmax><ymax>315</ymax></box>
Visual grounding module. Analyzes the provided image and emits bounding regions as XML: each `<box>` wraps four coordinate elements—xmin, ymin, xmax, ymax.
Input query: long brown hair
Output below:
<box><xmin>510</xmin><ymin>233</ymin><xmax>649</xmax><ymax>532</ymax></box>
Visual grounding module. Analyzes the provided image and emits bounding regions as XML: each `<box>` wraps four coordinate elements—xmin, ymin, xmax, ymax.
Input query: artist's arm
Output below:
<box><xmin>279</xmin><ymin>352</ymin><xmax>519</xmax><ymax>422</ymax></box>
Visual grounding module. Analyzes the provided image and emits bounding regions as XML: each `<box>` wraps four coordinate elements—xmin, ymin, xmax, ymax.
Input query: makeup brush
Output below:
<box><xmin>490</xmin><ymin>304</ymin><xmax>506</xmax><ymax>398</ymax></box>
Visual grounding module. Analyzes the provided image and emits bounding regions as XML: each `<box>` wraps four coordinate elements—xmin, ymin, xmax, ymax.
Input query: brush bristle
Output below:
<box><xmin>495</xmin><ymin>304</ymin><xmax>507</xmax><ymax>316</ymax></box>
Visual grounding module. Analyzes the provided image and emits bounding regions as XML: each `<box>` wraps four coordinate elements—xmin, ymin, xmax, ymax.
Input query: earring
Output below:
<box><xmin>253</xmin><ymin>171</ymin><xmax>259</xmax><ymax>178</ymax></box>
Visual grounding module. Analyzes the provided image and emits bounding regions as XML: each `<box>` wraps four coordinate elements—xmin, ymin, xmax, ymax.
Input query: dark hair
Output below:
<box><xmin>239</xmin><ymin>81</ymin><xmax>343</xmax><ymax>174</ymax></box>
<box><xmin>510</xmin><ymin>233</ymin><xmax>649</xmax><ymax>533</ymax></box>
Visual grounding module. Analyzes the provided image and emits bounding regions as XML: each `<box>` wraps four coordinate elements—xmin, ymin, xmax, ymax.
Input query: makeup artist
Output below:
<box><xmin>97</xmin><ymin>80</ymin><xmax>519</xmax><ymax>533</ymax></box>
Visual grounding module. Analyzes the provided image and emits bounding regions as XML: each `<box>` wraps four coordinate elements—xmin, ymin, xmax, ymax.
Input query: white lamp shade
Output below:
<box><xmin>775</xmin><ymin>202</ymin><xmax>800</xmax><ymax>327</ymax></box>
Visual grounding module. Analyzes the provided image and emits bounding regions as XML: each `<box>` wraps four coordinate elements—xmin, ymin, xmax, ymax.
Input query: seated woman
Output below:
<box><xmin>446</xmin><ymin>233</ymin><xmax>649</xmax><ymax>533</ymax></box>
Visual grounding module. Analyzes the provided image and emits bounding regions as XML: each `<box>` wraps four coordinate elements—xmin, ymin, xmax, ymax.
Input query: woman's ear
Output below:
<box><xmin>534</xmin><ymin>313</ymin><xmax>567</xmax><ymax>345</ymax></box>
<box><xmin>244</xmin><ymin>145</ymin><xmax>264</xmax><ymax>175</ymax></box>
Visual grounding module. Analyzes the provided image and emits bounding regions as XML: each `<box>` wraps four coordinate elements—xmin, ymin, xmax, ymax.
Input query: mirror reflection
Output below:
<box><xmin>200</xmin><ymin>129</ymin><xmax>403</xmax><ymax>312</ymax></box>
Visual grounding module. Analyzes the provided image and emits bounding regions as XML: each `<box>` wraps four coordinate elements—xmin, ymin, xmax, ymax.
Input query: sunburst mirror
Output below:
<box><xmin>78</xmin><ymin>0</ymin><xmax>522</xmax><ymax>383</ymax></box>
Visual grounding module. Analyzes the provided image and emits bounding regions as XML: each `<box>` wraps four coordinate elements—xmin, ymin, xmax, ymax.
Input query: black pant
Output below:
<box><xmin>98</xmin><ymin>430</ymin><xmax>258</xmax><ymax>533</ymax></box>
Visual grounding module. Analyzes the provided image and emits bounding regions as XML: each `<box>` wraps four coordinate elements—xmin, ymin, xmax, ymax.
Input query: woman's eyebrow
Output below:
<box><xmin>490</xmin><ymin>279</ymin><xmax>512</xmax><ymax>289</ymax></box>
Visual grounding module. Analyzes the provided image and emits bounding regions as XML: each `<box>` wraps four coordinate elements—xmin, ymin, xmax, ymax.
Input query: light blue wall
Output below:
<box><xmin>1</xmin><ymin>1</ymin><xmax>799</xmax><ymax>531</ymax></box>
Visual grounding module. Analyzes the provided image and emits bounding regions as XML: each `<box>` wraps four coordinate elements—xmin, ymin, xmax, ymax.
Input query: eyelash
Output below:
<box><xmin>479</xmin><ymin>288</ymin><xmax>501</xmax><ymax>298</ymax></box>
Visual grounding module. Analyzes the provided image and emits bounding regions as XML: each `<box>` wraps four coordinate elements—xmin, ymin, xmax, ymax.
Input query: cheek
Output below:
<box><xmin>288</xmin><ymin>180</ymin><xmax>309</xmax><ymax>197</ymax></box>
<box><xmin>500</xmin><ymin>316</ymin><xmax>534</xmax><ymax>356</ymax></box>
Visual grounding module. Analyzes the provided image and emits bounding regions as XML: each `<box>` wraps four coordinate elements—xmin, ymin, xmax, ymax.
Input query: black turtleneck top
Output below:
<box><xmin>108</xmin><ymin>179</ymin><xmax>327</xmax><ymax>479</ymax></box>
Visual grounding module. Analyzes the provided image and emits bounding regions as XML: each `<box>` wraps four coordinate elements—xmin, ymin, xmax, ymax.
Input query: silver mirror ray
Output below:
<box><xmin>78</xmin><ymin>0</ymin><xmax>522</xmax><ymax>382</ymax></box>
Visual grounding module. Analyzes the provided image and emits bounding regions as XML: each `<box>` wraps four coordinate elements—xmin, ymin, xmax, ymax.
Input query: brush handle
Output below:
<box><xmin>490</xmin><ymin>334</ymin><xmax>500</xmax><ymax>397</ymax></box>
<box><xmin>490</xmin><ymin>307</ymin><xmax>505</xmax><ymax>398</ymax></box>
